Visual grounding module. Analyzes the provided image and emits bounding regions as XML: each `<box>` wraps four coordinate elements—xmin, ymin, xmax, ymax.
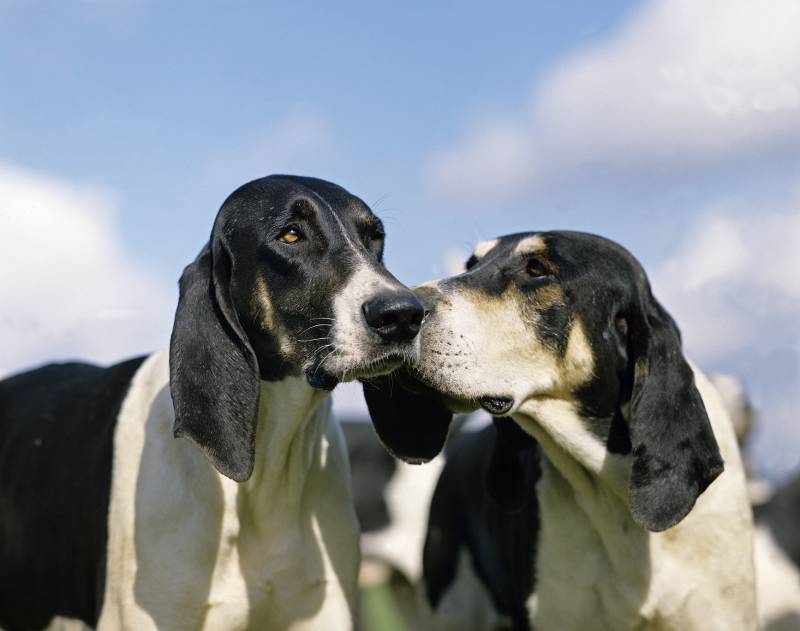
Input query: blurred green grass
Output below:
<box><xmin>359</xmin><ymin>583</ymin><xmax>408</xmax><ymax>631</ymax></box>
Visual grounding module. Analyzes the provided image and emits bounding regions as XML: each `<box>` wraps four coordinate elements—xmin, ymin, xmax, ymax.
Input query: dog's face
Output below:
<box><xmin>214</xmin><ymin>175</ymin><xmax>422</xmax><ymax>386</ymax></box>
<box><xmin>169</xmin><ymin>175</ymin><xmax>423</xmax><ymax>481</ymax></box>
<box><xmin>364</xmin><ymin>231</ymin><xmax>724</xmax><ymax>531</ymax></box>
<box><xmin>410</xmin><ymin>231</ymin><xmax>635</xmax><ymax>417</ymax></box>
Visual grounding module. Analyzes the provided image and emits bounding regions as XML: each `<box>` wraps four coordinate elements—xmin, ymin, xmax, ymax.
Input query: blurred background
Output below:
<box><xmin>1</xmin><ymin>0</ymin><xmax>797</xmax><ymax>488</ymax></box>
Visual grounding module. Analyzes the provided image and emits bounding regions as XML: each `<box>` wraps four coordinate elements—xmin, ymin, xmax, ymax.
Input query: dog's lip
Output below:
<box><xmin>333</xmin><ymin>351</ymin><xmax>408</xmax><ymax>381</ymax></box>
<box><xmin>478</xmin><ymin>395</ymin><xmax>514</xmax><ymax>416</ymax></box>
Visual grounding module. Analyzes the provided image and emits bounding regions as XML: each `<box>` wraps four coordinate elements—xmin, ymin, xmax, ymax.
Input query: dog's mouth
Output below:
<box><xmin>401</xmin><ymin>366</ymin><xmax>515</xmax><ymax>416</ymax></box>
<box><xmin>306</xmin><ymin>350</ymin><xmax>410</xmax><ymax>390</ymax></box>
<box><xmin>477</xmin><ymin>395</ymin><xmax>514</xmax><ymax>416</ymax></box>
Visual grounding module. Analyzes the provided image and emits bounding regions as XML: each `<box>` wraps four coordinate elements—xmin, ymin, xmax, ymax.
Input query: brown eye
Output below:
<box><xmin>526</xmin><ymin>259</ymin><xmax>548</xmax><ymax>277</ymax></box>
<box><xmin>277</xmin><ymin>226</ymin><xmax>303</xmax><ymax>244</ymax></box>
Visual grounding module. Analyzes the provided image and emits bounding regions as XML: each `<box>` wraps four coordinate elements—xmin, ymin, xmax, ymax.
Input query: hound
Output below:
<box><xmin>0</xmin><ymin>175</ymin><xmax>424</xmax><ymax>631</ymax></box>
<box><xmin>363</xmin><ymin>231</ymin><xmax>757</xmax><ymax>630</ymax></box>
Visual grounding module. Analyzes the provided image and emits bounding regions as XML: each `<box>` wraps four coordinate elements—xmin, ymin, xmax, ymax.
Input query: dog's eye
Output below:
<box><xmin>465</xmin><ymin>255</ymin><xmax>479</xmax><ymax>271</ymax></box>
<box><xmin>277</xmin><ymin>226</ymin><xmax>303</xmax><ymax>244</ymax></box>
<box><xmin>526</xmin><ymin>259</ymin><xmax>548</xmax><ymax>277</ymax></box>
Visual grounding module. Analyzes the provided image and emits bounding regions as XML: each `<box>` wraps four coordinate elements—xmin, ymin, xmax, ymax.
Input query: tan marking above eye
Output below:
<box><xmin>513</xmin><ymin>235</ymin><xmax>546</xmax><ymax>257</ymax></box>
<box><xmin>473</xmin><ymin>238</ymin><xmax>499</xmax><ymax>259</ymax></box>
<box><xmin>277</xmin><ymin>227</ymin><xmax>302</xmax><ymax>244</ymax></box>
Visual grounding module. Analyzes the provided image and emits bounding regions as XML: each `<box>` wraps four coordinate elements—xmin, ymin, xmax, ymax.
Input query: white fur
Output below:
<box><xmin>515</xmin><ymin>371</ymin><xmax>756</xmax><ymax>630</ymax></box>
<box><xmin>753</xmin><ymin>524</ymin><xmax>800</xmax><ymax>630</ymax></box>
<box><xmin>323</xmin><ymin>263</ymin><xmax>417</xmax><ymax>380</ymax></box>
<box><xmin>98</xmin><ymin>350</ymin><xmax>359</xmax><ymax>631</ymax></box>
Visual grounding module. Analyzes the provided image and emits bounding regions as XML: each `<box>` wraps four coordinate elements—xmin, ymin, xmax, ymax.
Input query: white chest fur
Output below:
<box><xmin>516</xmin><ymin>369</ymin><xmax>756</xmax><ymax>631</ymax></box>
<box><xmin>98</xmin><ymin>350</ymin><xmax>359</xmax><ymax>631</ymax></box>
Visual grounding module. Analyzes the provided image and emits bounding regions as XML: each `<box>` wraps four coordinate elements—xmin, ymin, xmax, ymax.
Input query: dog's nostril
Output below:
<box><xmin>362</xmin><ymin>292</ymin><xmax>425</xmax><ymax>343</ymax></box>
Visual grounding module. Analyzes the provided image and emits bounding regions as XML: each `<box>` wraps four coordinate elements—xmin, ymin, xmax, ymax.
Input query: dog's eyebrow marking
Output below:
<box><xmin>512</xmin><ymin>235</ymin><xmax>547</xmax><ymax>257</ymax></box>
<box><xmin>562</xmin><ymin>318</ymin><xmax>594</xmax><ymax>386</ymax></box>
<box><xmin>473</xmin><ymin>239</ymin><xmax>499</xmax><ymax>259</ymax></box>
<box><xmin>252</xmin><ymin>275</ymin><xmax>275</xmax><ymax>330</ymax></box>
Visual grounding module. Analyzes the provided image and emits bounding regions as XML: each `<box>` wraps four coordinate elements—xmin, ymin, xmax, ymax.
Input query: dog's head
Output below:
<box><xmin>169</xmin><ymin>175</ymin><xmax>423</xmax><ymax>482</ymax></box>
<box><xmin>364</xmin><ymin>231</ymin><xmax>723</xmax><ymax>531</ymax></box>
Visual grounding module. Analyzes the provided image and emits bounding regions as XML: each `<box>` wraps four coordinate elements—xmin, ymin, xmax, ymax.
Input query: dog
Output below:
<box><xmin>0</xmin><ymin>175</ymin><xmax>424</xmax><ymax>631</ymax></box>
<box><xmin>362</xmin><ymin>231</ymin><xmax>757</xmax><ymax>630</ymax></box>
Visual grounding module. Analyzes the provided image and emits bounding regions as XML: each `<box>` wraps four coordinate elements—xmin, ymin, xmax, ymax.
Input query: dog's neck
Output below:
<box><xmin>240</xmin><ymin>376</ymin><xmax>332</xmax><ymax>515</ymax></box>
<box><xmin>515</xmin><ymin>398</ymin><xmax>631</xmax><ymax>505</ymax></box>
<box><xmin>514</xmin><ymin>398</ymin><xmax>650</xmax><ymax>624</ymax></box>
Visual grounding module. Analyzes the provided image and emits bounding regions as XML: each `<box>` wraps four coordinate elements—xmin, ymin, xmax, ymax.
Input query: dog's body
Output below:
<box><xmin>364</xmin><ymin>231</ymin><xmax>757</xmax><ymax>630</ymax></box>
<box><xmin>0</xmin><ymin>175</ymin><xmax>424</xmax><ymax>631</ymax></box>
<box><xmin>97</xmin><ymin>351</ymin><xmax>359</xmax><ymax>631</ymax></box>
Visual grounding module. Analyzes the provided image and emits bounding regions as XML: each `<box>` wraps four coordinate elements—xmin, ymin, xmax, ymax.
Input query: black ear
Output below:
<box><xmin>626</xmin><ymin>296</ymin><xmax>724</xmax><ymax>532</ymax></box>
<box><xmin>485</xmin><ymin>418</ymin><xmax>540</xmax><ymax>512</ymax></box>
<box><xmin>169</xmin><ymin>242</ymin><xmax>260</xmax><ymax>482</ymax></box>
<box><xmin>361</xmin><ymin>374</ymin><xmax>453</xmax><ymax>463</ymax></box>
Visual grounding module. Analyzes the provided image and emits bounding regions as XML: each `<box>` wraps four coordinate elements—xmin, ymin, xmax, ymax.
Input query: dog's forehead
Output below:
<box><xmin>222</xmin><ymin>175</ymin><xmax>372</xmax><ymax>221</ymax></box>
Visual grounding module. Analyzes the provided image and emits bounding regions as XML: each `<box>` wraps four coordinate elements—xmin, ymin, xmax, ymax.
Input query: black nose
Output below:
<box><xmin>362</xmin><ymin>291</ymin><xmax>425</xmax><ymax>343</ymax></box>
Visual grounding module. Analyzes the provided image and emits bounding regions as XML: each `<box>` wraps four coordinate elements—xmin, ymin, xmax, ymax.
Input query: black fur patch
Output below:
<box><xmin>0</xmin><ymin>357</ymin><xmax>145</xmax><ymax>630</ymax></box>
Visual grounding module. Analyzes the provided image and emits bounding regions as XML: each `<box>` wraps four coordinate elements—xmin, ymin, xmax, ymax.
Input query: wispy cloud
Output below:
<box><xmin>651</xmin><ymin>199</ymin><xmax>800</xmax><ymax>477</ymax></box>
<box><xmin>429</xmin><ymin>0</ymin><xmax>800</xmax><ymax>200</ymax></box>
<box><xmin>0</xmin><ymin>163</ymin><xmax>173</xmax><ymax>375</ymax></box>
<box><xmin>652</xmin><ymin>202</ymin><xmax>800</xmax><ymax>361</ymax></box>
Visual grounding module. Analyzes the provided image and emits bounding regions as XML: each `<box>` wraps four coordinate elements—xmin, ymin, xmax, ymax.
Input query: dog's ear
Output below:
<box><xmin>486</xmin><ymin>418</ymin><xmax>539</xmax><ymax>511</ymax></box>
<box><xmin>169</xmin><ymin>240</ymin><xmax>260</xmax><ymax>482</ymax></box>
<box><xmin>362</xmin><ymin>375</ymin><xmax>453</xmax><ymax>463</ymax></box>
<box><xmin>626</xmin><ymin>292</ymin><xmax>724</xmax><ymax>532</ymax></box>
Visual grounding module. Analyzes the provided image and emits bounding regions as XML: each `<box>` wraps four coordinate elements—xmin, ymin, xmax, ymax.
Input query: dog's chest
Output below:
<box><xmin>532</xmin><ymin>462</ymin><xmax>755</xmax><ymax>631</ymax></box>
<box><xmin>201</xmin><ymin>500</ymin><xmax>349</xmax><ymax>631</ymax></box>
<box><xmin>533</xmin><ymin>465</ymin><xmax>654</xmax><ymax>631</ymax></box>
<box><xmin>99</xmin><ymin>352</ymin><xmax>358</xmax><ymax>631</ymax></box>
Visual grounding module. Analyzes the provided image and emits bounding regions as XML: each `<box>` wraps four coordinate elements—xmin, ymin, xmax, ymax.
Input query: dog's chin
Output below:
<box><xmin>310</xmin><ymin>350</ymin><xmax>410</xmax><ymax>389</ymax></box>
<box><xmin>405</xmin><ymin>366</ymin><xmax>515</xmax><ymax>416</ymax></box>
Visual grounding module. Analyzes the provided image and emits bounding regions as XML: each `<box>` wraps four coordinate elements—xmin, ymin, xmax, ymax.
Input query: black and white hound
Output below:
<box><xmin>363</xmin><ymin>231</ymin><xmax>756</xmax><ymax>630</ymax></box>
<box><xmin>0</xmin><ymin>175</ymin><xmax>425</xmax><ymax>631</ymax></box>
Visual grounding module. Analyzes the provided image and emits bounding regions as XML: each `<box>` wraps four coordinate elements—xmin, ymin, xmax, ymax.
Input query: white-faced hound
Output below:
<box><xmin>0</xmin><ymin>175</ymin><xmax>425</xmax><ymax>631</ymax></box>
<box><xmin>362</xmin><ymin>231</ymin><xmax>757</xmax><ymax>631</ymax></box>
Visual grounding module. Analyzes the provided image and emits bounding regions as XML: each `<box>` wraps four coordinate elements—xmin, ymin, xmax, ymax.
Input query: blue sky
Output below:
<box><xmin>1</xmin><ymin>0</ymin><xmax>798</xmax><ymax>481</ymax></box>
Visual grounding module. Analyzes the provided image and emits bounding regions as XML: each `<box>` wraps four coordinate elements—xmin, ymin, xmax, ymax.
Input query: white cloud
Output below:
<box><xmin>652</xmin><ymin>203</ymin><xmax>800</xmax><ymax>361</ymax></box>
<box><xmin>0</xmin><ymin>163</ymin><xmax>173</xmax><ymax>375</ymax></box>
<box><xmin>430</xmin><ymin>0</ymin><xmax>800</xmax><ymax>199</ymax></box>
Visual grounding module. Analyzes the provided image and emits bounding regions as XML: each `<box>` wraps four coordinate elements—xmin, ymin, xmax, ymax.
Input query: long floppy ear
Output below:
<box><xmin>627</xmin><ymin>294</ymin><xmax>724</xmax><ymax>532</ymax></box>
<box><xmin>362</xmin><ymin>375</ymin><xmax>453</xmax><ymax>463</ymax></box>
<box><xmin>169</xmin><ymin>242</ymin><xmax>260</xmax><ymax>482</ymax></box>
<box><xmin>485</xmin><ymin>418</ymin><xmax>540</xmax><ymax>512</ymax></box>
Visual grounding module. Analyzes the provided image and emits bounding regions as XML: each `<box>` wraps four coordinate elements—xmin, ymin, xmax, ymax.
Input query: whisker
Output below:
<box><xmin>309</xmin><ymin>343</ymin><xmax>335</xmax><ymax>359</ymax></box>
<box><xmin>297</xmin><ymin>323</ymin><xmax>333</xmax><ymax>335</ymax></box>
<box><xmin>313</xmin><ymin>347</ymin><xmax>339</xmax><ymax>376</ymax></box>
